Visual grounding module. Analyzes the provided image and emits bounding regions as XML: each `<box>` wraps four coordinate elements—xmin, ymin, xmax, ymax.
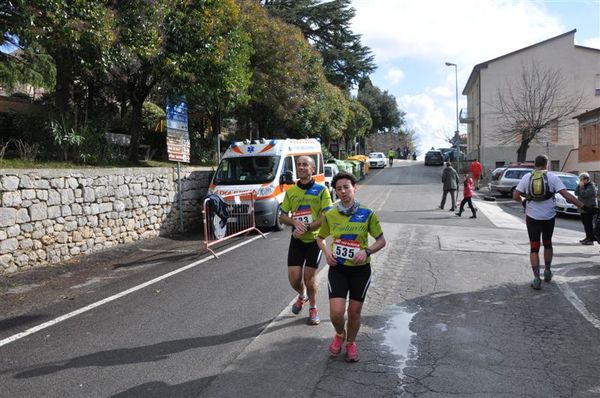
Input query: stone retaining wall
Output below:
<box><xmin>0</xmin><ymin>167</ymin><xmax>212</xmax><ymax>274</ymax></box>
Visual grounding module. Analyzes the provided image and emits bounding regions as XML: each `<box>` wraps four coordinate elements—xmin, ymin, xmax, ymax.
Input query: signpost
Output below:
<box><xmin>166</xmin><ymin>100</ymin><xmax>190</xmax><ymax>232</ymax></box>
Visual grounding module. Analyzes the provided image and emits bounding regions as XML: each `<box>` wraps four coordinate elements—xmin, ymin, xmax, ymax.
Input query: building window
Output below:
<box><xmin>593</xmin><ymin>125</ymin><xmax>598</xmax><ymax>146</ymax></box>
<box><xmin>596</xmin><ymin>75</ymin><xmax>600</xmax><ymax>96</ymax></box>
<box><xmin>495</xmin><ymin>161</ymin><xmax>505</xmax><ymax>168</ymax></box>
<box><xmin>550</xmin><ymin>160</ymin><xmax>560</xmax><ymax>171</ymax></box>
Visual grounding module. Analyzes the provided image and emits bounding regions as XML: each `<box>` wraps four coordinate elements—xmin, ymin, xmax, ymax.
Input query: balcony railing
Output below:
<box><xmin>459</xmin><ymin>108</ymin><xmax>474</xmax><ymax>123</ymax></box>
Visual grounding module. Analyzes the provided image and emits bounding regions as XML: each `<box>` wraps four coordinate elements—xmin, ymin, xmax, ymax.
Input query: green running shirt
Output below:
<box><xmin>318</xmin><ymin>204</ymin><xmax>383</xmax><ymax>266</ymax></box>
<box><xmin>280</xmin><ymin>183</ymin><xmax>333</xmax><ymax>243</ymax></box>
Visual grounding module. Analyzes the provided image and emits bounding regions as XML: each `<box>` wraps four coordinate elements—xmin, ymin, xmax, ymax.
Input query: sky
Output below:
<box><xmin>351</xmin><ymin>0</ymin><xmax>600</xmax><ymax>156</ymax></box>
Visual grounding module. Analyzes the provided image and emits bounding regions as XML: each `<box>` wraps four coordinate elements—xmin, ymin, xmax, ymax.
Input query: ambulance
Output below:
<box><xmin>207</xmin><ymin>138</ymin><xmax>326</xmax><ymax>230</ymax></box>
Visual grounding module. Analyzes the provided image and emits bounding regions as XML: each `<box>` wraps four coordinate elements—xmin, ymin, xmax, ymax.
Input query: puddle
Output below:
<box><xmin>383</xmin><ymin>305</ymin><xmax>418</xmax><ymax>379</ymax></box>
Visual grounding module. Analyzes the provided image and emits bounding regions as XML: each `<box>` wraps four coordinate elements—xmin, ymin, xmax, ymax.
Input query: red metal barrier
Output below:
<box><xmin>202</xmin><ymin>191</ymin><xmax>266</xmax><ymax>258</ymax></box>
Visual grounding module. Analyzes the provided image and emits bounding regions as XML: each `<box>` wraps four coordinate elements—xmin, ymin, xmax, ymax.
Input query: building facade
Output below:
<box><xmin>462</xmin><ymin>30</ymin><xmax>600</xmax><ymax>174</ymax></box>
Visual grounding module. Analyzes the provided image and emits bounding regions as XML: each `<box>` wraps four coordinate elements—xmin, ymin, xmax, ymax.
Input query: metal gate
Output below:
<box><xmin>202</xmin><ymin>191</ymin><xmax>266</xmax><ymax>258</ymax></box>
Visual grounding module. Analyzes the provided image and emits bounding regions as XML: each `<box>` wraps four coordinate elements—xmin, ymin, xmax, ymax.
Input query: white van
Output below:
<box><xmin>207</xmin><ymin>138</ymin><xmax>326</xmax><ymax>230</ymax></box>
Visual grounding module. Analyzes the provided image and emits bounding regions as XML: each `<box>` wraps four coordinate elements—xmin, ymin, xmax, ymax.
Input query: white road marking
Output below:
<box><xmin>0</xmin><ymin>234</ymin><xmax>269</xmax><ymax>348</ymax></box>
<box><xmin>555</xmin><ymin>279</ymin><xmax>600</xmax><ymax>330</ymax></box>
<box><xmin>475</xmin><ymin>200</ymin><xmax>526</xmax><ymax>230</ymax></box>
<box><xmin>376</xmin><ymin>189</ymin><xmax>392</xmax><ymax>211</ymax></box>
<box><xmin>477</xmin><ymin>198</ymin><xmax>600</xmax><ymax>331</ymax></box>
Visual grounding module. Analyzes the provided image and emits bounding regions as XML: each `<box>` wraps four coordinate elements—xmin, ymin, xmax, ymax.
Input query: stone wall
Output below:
<box><xmin>0</xmin><ymin>167</ymin><xmax>212</xmax><ymax>274</ymax></box>
<box><xmin>366</xmin><ymin>133</ymin><xmax>406</xmax><ymax>154</ymax></box>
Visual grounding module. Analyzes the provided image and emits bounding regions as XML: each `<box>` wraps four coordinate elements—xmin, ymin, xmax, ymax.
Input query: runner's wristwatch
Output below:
<box><xmin>364</xmin><ymin>248</ymin><xmax>372</xmax><ymax>256</ymax></box>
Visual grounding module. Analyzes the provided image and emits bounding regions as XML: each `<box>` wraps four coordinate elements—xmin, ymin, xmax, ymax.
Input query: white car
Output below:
<box><xmin>368</xmin><ymin>152</ymin><xmax>387</xmax><ymax>169</ymax></box>
<box><xmin>553</xmin><ymin>172</ymin><xmax>580</xmax><ymax>216</ymax></box>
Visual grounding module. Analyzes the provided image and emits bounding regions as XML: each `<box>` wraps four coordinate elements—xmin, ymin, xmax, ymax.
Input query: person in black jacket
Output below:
<box><xmin>439</xmin><ymin>162</ymin><xmax>459</xmax><ymax>211</ymax></box>
<box><xmin>575</xmin><ymin>172</ymin><xmax>598</xmax><ymax>245</ymax></box>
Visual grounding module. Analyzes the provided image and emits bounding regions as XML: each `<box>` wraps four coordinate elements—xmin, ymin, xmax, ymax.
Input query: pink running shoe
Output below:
<box><xmin>291</xmin><ymin>295</ymin><xmax>306</xmax><ymax>314</ymax></box>
<box><xmin>329</xmin><ymin>332</ymin><xmax>345</xmax><ymax>356</ymax></box>
<box><xmin>308</xmin><ymin>307</ymin><xmax>320</xmax><ymax>325</ymax></box>
<box><xmin>346</xmin><ymin>342</ymin><xmax>359</xmax><ymax>362</ymax></box>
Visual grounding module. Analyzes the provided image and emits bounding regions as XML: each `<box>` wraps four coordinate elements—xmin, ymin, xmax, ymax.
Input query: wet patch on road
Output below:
<box><xmin>382</xmin><ymin>305</ymin><xmax>417</xmax><ymax>380</ymax></box>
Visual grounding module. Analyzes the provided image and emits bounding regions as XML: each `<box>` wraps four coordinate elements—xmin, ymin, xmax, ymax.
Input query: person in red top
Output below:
<box><xmin>456</xmin><ymin>173</ymin><xmax>477</xmax><ymax>218</ymax></box>
<box><xmin>469</xmin><ymin>159</ymin><xmax>483</xmax><ymax>190</ymax></box>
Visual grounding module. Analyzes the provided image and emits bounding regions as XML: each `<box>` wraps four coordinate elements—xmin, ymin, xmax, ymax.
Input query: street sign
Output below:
<box><xmin>166</xmin><ymin>100</ymin><xmax>190</xmax><ymax>163</ymax></box>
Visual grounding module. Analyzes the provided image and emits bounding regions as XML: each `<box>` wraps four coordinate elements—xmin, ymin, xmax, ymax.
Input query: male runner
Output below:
<box><xmin>513</xmin><ymin>155</ymin><xmax>587</xmax><ymax>289</ymax></box>
<box><xmin>279</xmin><ymin>156</ymin><xmax>333</xmax><ymax>324</ymax></box>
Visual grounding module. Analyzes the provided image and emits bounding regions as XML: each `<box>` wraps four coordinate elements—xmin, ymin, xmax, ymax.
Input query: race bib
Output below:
<box><xmin>293</xmin><ymin>208</ymin><xmax>313</xmax><ymax>224</ymax></box>
<box><xmin>333</xmin><ymin>238</ymin><xmax>360</xmax><ymax>260</ymax></box>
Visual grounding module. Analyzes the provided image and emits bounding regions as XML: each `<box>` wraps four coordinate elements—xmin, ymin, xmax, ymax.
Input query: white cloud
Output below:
<box><xmin>399</xmin><ymin>93</ymin><xmax>453</xmax><ymax>154</ymax></box>
<box><xmin>384</xmin><ymin>67</ymin><xmax>405</xmax><ymax>85</ymax></box>
<box><xmin>352</xmin><ymin>0</ymin><xmax>564</xmax><ymax>66</ymax></box>
<box><xmin>579</xmin><ymin>37</ymin><xmax>600</xmax><ymax>49</ymax></box>
<box><xmin>351</xmin><ymin>0</ymin><xmax>569</xmax><ymax>156</ymax></box>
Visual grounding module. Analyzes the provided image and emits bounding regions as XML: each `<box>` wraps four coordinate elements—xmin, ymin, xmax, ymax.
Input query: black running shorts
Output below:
<box><xmin>526</xmin><ymin>216</ymin><xmax>555</xmax><ymax>243</ymax></box>
<box><xmin>328</xmin><ymin>264</ymin><xmax>372</xmax><ymax>303</ymax></box>
<box><xmin>287</xmin><ymin>237</ymin><xmax>322</xmax><ymax>268</ymax></box>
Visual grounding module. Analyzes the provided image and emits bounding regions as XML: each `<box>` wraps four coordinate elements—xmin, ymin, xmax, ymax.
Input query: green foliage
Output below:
<box><xmin>358</xmin><ymin>78</ymin><xmax>405</xmax><ymax>134</ymax></box>
<box><xmin>0</xmin><ymin>47</ymin><xmax>56</xmax><ymax>92</ymax></box>
<box><xmin>343</xmin><ymin>99</ymin><xmax>372</xmax><ymax>144</ymax></box>
<box><xmin>262</xmin><ymin>0</ymin><xmax>375</xmax><ymax>90</ymax></box>
<box><xmin>50</xmin><ymin>120</ymin><xmax>85</xmax><ymax>161</ymax></box>
<box><xmin>139</xmin><ymin>101</ymin><xmax>166</xmax><ymax>156</ymax></box>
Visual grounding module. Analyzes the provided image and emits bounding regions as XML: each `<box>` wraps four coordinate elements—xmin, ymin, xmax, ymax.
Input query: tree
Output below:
<box><xmin>357</xmin><ymin>78</ymin><xmax>405</xmax><ymax>134</ymax></box>
<box><xmin>9</xmin><ymin>1</ymin><xmax>112</xmax><ymax>121</ymax></box>
<box><xmin>491</xmin><ymin>62</ymin><xmax>584</xmax><ymax>162</ymax></box>
<box><xmin>341</xmin><ymin>99</ymin><xmax>371</xmax><ymax>152</ymax></box>
<box><xmin>261</xmin><ymin>0</ymin><xmax>375</xmax><ymax>90</ymax></box>
<box><xmin>236</xmin><ymin>0</ymin><xmax>333</xmax><ymax>138</ymax></box>
<box><xmin>170</xmin><ymin>0</ymin><xmax>252</xmax><ymax>149</ymax></box>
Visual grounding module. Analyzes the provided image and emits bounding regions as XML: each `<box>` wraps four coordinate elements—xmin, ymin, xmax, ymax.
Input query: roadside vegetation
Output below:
<box><xmin>0</xmin><ymin>0</ymin><xmax>413</xmax><ymax>168</ymax></box>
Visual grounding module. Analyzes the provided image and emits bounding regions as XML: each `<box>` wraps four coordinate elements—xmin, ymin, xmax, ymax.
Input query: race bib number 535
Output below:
<box><xmin>333</xmin><ymin>238</ymin><xmax>360</xmax><ymax>260</ymax></box>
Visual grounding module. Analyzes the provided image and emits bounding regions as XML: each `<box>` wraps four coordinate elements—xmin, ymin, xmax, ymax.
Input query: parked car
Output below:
<box><xmin>368</xmin><ymin>152</ymin><xmax>387</xmax><ymax>169</ymax></box>
<box><xmin>324</xmin><ymin>163</ymin><xmax>340</xmax><ymax>199</ymax></box>
<box><xmin>424</xmin><ymin>150</ymin><xmax>444</xmax><ymax>166</ymax></box>
<box><xmin>554</xmin><ymin>172</ymin><xmax>580</xmax><ymax>216</ymax></box>
<box><xmin>441</xmin><ymin>148</ymin><xmax>466</xmax><ymax>161</ymax></box>
<box><xmin>489</xmin><ymin>167</ymin><xmax>533</xmax><ymax>197</ymax></box>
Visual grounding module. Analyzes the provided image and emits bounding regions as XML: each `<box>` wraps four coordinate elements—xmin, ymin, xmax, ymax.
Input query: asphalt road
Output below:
<box><xmin>1</xmin><ymin>160</ymin><xmax>600</xmax><ymax>397</ymax></box>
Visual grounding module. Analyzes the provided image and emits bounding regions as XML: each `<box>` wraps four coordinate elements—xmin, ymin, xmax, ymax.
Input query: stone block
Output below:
<box><xmin>83</xmin><ymin>187</ymin><xmax>95</xmax><ymax>202</ymax></box>
<box><xmin>19</xmin><ymin>175</ymin><xmax>33</xmax><ymax>188</ymax></box>
<box><xmin>0</xmin><ymin>238</ymin><xmax>18</xmax><ymax>254</ymax></box>
<box><xmin>48</xmin><ymin>190</ymin><xmax>61</xmax><ymax>205</ymax></box>
<box><xmin>0</xmin><ymin>208</ymin><xmax>17</xmax><ymax>227</ymax></box>
<box><xmin>47</xmin><ymin>205</ymin><xmax>61</xmax><ymax>219</ymax></box>
<box><xmin>60</xmin><ymin>189</ymin><xmax>75</xmax><ymax>205</ymax></box>
<box><xmin>1</xmin><ymin>175</ymin><xmax>19</xmax><ymax>191</ymax></box>
<box><xmin>2</xmin><ymin>191</ymin><xmax>22</xmax><ymax>207</ymax></box>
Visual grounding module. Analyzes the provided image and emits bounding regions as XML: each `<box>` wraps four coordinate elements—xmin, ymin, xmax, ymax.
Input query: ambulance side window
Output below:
<box><xmin>283</xmin><ymin>156</ymin><xmax>295</xmax><ymax>178</ymax></box>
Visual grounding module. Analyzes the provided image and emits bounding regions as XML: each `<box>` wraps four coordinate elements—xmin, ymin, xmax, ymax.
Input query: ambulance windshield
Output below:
<box><xmin>213</xmin><ymin>156</ymin><xmax>281</xmax><ymax>185</ymax></box>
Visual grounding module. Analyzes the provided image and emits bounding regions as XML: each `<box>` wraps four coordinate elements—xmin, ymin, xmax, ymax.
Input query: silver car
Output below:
<box><xmin>489</xmin><ymin>167</ymin><xmax>533</xmax><ymax>197</ymax></box>
<box><xmin>553</xmin><ymin>172</ymin><xmax>579</xmax><ymax>216</ymax></box>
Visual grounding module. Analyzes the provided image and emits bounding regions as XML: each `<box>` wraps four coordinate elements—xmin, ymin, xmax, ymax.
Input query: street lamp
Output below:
<box><xmin>445</xmin><ymin>62</ymin><xmax>460</xmax><ymax>172</ymax></box>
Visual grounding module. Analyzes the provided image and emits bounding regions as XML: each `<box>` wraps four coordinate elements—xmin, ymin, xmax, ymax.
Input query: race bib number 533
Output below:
<box><xmin>293</xmin><ymin>208</ymin><xmax>313</xmax><ymax>224</ymax></box>
<box><xmin>333</xmin><ymin>238</ymin><xmax>360</xmax><ymax>260</ymax></box>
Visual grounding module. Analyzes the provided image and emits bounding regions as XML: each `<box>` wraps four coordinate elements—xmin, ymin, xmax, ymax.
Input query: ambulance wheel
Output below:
<box><xmin>273</xmin><ymin>208</ymin><xmax>285</xmax><ymax>231</ymax></box>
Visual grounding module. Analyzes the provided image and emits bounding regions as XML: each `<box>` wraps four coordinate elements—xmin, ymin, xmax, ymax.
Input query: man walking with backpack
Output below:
<box><xmin>513</xmin><ymin>155</ymin><xmax>589</xmax><ymax>290</ymax></box>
